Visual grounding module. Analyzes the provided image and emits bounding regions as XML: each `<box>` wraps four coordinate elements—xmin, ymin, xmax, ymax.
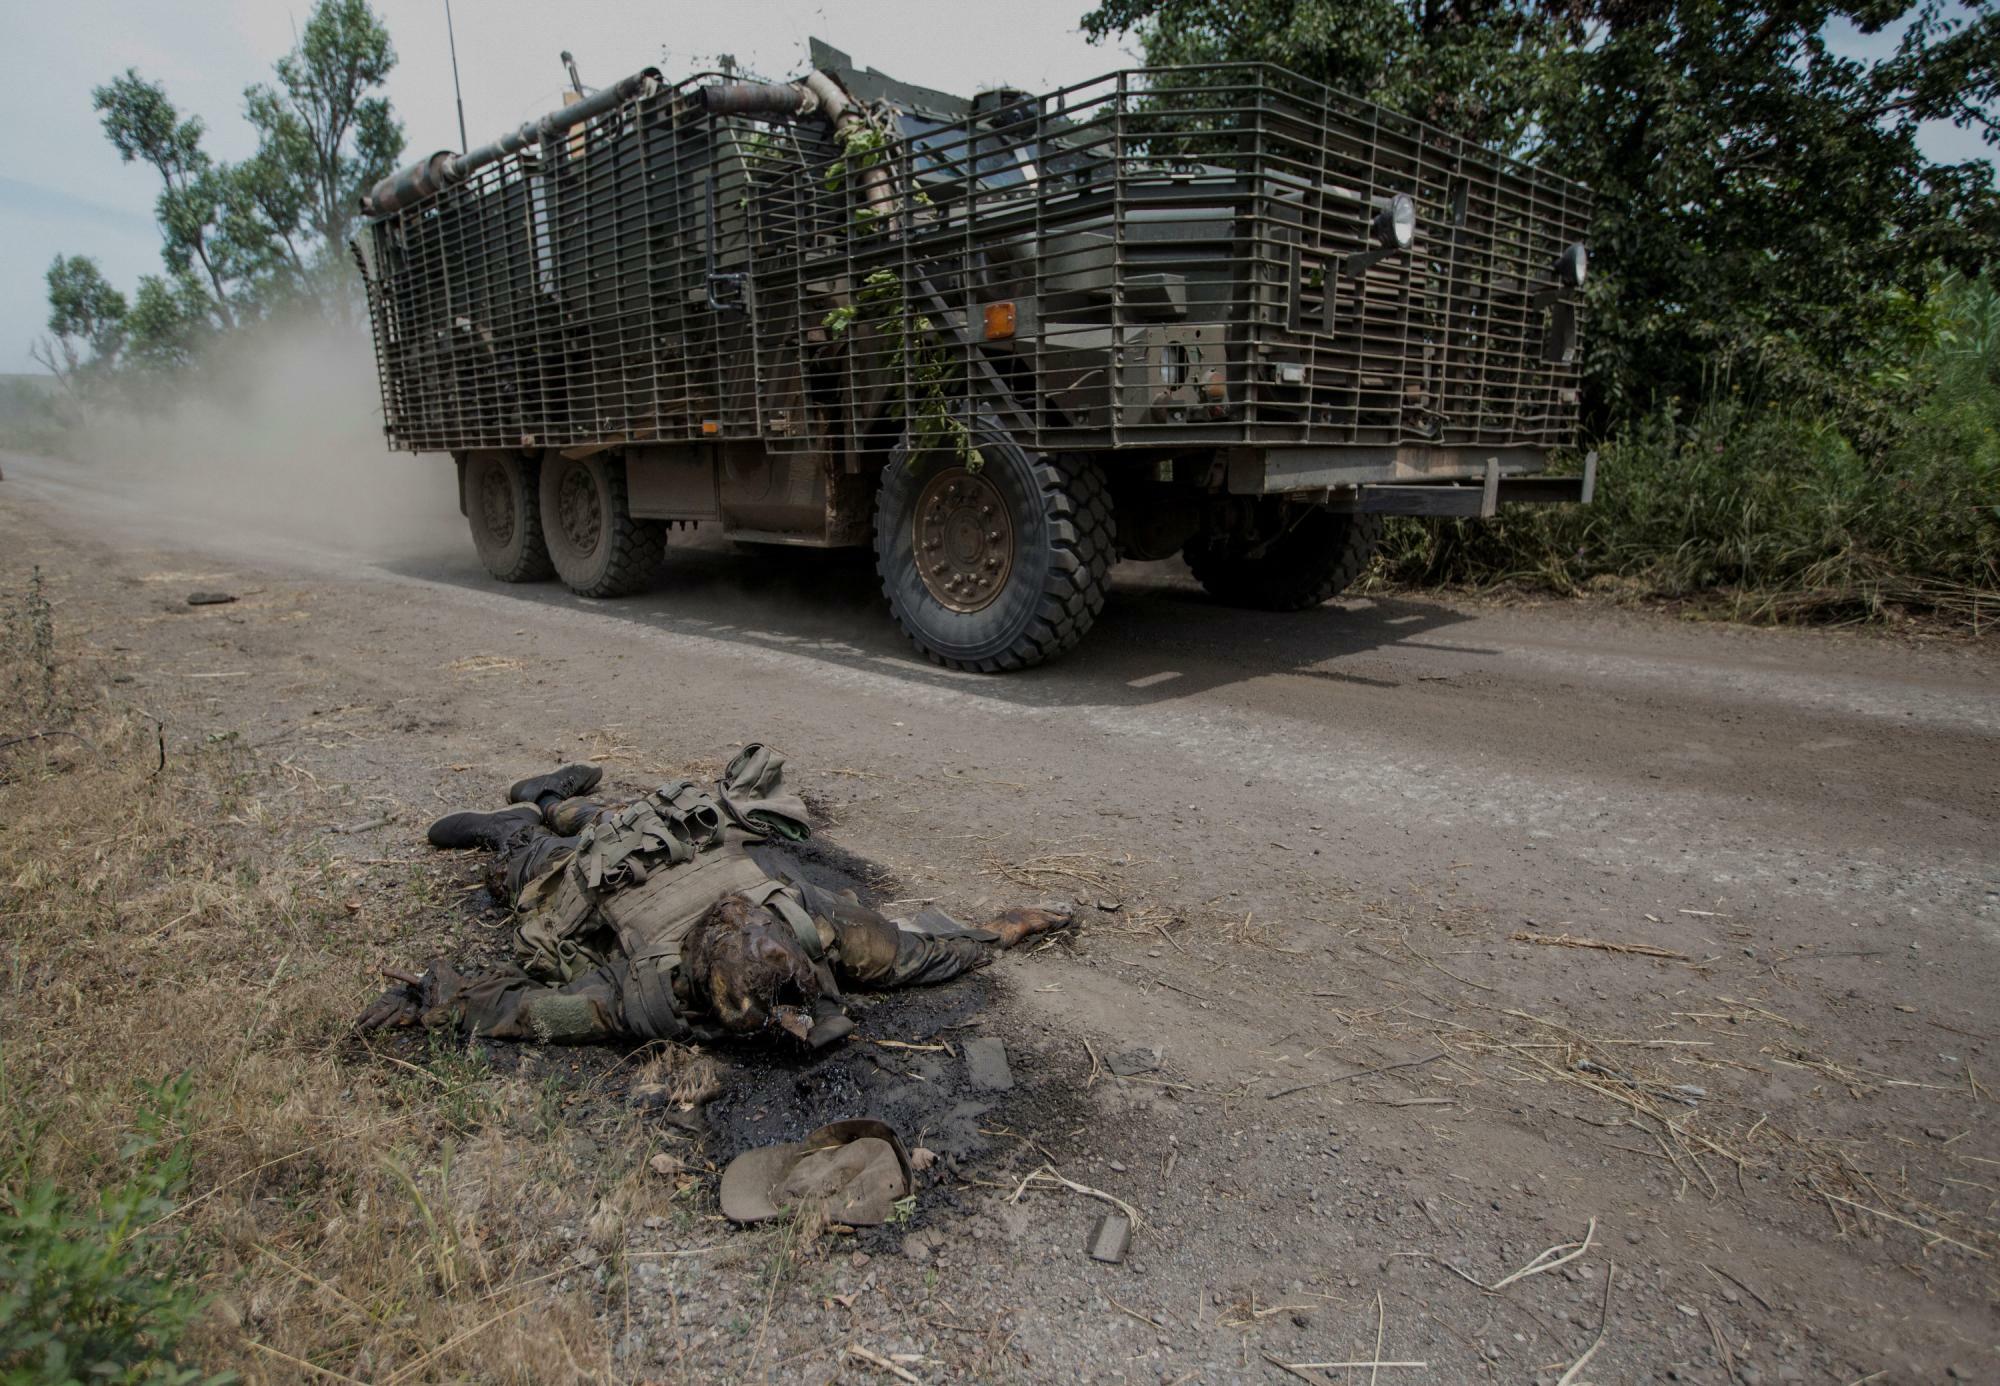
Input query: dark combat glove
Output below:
<box><xmin>355</xmin><ymin>961</ymin><xmax>469</xmax><ymax>1031</ymax></box>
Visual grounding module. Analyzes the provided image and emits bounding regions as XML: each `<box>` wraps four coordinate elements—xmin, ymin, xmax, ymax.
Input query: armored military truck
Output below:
<box><xmin>354</xmin><ymin>40</ymin><xmax>1592</xmax><ymax>671</ymax></box>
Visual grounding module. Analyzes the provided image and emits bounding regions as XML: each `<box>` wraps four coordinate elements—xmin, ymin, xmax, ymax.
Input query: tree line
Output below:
<box><xmin>36</xmin><ymin>0</ymin><xmax>400</xmax><ymax>384</ymax></box>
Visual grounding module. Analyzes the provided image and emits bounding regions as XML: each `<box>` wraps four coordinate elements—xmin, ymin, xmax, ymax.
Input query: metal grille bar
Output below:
<box><xmin>356</xmin><ymin>63</ymin><xmax>1590</xmax><ymax>461</ymax></box>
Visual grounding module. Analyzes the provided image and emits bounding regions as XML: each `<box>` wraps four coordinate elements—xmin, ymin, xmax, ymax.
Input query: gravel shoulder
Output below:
<box><xmin>4</xmin><ymin>453</ymin><xmax>1997</xmax><ymax>1384</ymax></box>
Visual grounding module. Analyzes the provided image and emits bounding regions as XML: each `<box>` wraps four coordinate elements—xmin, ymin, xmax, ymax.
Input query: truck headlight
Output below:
<box><xmin>1373</xmin><ymin>193</ymin><xmax>1416</xmax><ymax>250</ymax></box>
<box><xmin>1557</xmin><ymin>242</ymin><xmax>1588</xmax><ymax>289</ymax></box>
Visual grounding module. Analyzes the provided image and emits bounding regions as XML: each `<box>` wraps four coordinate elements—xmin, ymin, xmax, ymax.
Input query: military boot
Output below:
<box><xmin>427</xmin><ymin>804</ymin><xmax>542</xmax><ymax>851</ymax></box>
<box><xmin>508</xmin><ymin>763</ymin><xmax>603</xmax><ymax>808</ymax></box>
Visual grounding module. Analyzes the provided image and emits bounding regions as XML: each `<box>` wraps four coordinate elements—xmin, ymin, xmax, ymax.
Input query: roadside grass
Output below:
<box><xmin>1373</xmin><ymin>398</ymin><xmax>2000</xmax><ymax>630</ymax></box>
<box><xmin>0</xmin><ymin>568</ymin><xmax>662</xmax><ymax>1382</ymax></box>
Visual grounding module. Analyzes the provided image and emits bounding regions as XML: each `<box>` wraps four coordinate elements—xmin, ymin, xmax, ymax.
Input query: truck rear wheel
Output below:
<box><xmin>465</xmin><ymin>452</ymin><xmax>555</xmax><ymax>583</ymax></box>
<box><xmin>1185</xmin><ymin>508</ymin><xmax>1381</xmax><ymax>611</ymax></box>
<box><xmin>875</xmin><ymin>436</ymin><xmax>1114</xmax><ymax>672</ymax></box>
<box><xmin>538</xmin><ymin>454</ymin><xmax>664</xmax><ymax>598</ymax></box>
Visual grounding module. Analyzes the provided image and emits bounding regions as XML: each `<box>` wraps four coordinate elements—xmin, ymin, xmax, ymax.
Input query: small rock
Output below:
<box><xmin>1108</xmin><ymin>1047</ymin><xmax>1160</xmax><ymax>1077</ymax></box>
<box><xmin>186</xmin><ymin>591</ymin><xmax>237</xmax><ymax>606</ymax></box>
<box><xmin>1087</xmin><ymin>1212</ymin><xmax>1132</xmax><ymax>1264</ymax></box>
<box><xmin>1098</xmin><ymin>899</ymin><xmax>1122</xmax><ymax>912</ymax></box>
<box><xmin>850</xmin><ymin>1251</ymin><xmax>871</xmax><ymax>1270</ymax></box>
<box><xmin>963</xmin><ymin>1036</ymin><xmax>1014</xmax><ymax>1092</ymax></box>
<box><xmin>649</xmin><ymin>1152</ymin><xmax>685</xmax><ymax>1177</ymax></box>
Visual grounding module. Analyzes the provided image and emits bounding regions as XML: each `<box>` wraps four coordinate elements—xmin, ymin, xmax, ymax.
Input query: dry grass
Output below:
<box><xmin>1320</xmin><ymin>978</ymin><xmax>2000</xmax><ymax>1277</ymax></box>
<box><xmin>0</xmin><ymin>576</ymin><xmax>654</xmax><ymax>1381</ymax></box>
<box><xmin>975</xmin><ymin>839</ymin><xmax>1150</xmax><ymax>901</ymax></box>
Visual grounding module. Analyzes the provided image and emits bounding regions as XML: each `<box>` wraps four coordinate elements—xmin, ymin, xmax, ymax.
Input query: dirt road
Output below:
<box><xmin>5</xmin><ymin>449</ymin><xmax>1997</xmax><ymax>1383</ymax></box>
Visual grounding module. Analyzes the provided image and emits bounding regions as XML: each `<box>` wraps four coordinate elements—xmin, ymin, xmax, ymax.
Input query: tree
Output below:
<box><xmin>52</xmin><ymin>0</ymin><xmax>407</xmax><ymax>385</ymax></box>
<box><xmin>1550</xmin><ymin>2</ymin><xmax>1999</xmax><ymax>438</ymax></box>
<box><xmin>91</xmin><ymin>71</ymin><xmax>237</xmax><ymax>327</ymax></box>
<box><xmin>122</xmin><ymin>273</ymin><xmax>217</xmax><ymax>375</ymax></box>
<box><xmin>1087</xmin><ymin>0</ymin><xmax>1568</xmax><ymax>151</ymax></box>
<box><xmin>240</xmin><ymin>0</ymin><xmax>403</xmax><ymax>288</ymax></box>
<box><xmin>215</xmin><ymin>147</ymin><xmax>317</xmax><ymax>298</ymax></box>
<box><xmin>1082</xmin><ymin>1</ymin><xmax>2000</xmax><ymax>440</ymax></box>
<box><xmin>31</xmin><ymin>255</ymin><xmax>129</xmax><ymax>388</ymax></box>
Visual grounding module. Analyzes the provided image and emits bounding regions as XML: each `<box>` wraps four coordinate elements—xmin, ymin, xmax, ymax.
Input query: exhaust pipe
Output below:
<box><xmin>361</xmin><ymin>68</ymin><xmax>875</xmax><ymax>222</ymax></box>
<box><xmin>361</xmin><ymin>67</ymin><xmax>662</xmax><ymax>217</ymax></box>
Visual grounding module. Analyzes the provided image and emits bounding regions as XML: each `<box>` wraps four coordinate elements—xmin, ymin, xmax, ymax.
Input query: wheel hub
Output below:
<box><xmin>914</xmin><ymin>467</ymin><xmax>1013</xmax><ymax>613</ymax></box>
<box><xmin>556</xmin><ymin>466</ymin><xmax>602</xmax><ymax>555</ymax></box>
<box><xmin>478</xmin><ymin>465</ymin><xmax>516</xmax><ymax>544</ymax></box>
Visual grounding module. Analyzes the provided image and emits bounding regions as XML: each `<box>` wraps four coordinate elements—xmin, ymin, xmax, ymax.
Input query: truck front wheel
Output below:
<box><xmin>1185</xmin><ymin>506</ymin><xmax>1381</xmax><ymax>611</ymax></box>
<box><xmin>465</xmin><ymin>452</ymin><xmax>555</xmax><ymax>583</ymax></box>
<box><xmin>875</xmin><ymin>435</ymin><xmax>1114</xmax><ymax>672</ymax></box>
<box><xmin>538</xmin><ymin>454</ymin><xmax>664</xmax><ymax>598</ymax></box>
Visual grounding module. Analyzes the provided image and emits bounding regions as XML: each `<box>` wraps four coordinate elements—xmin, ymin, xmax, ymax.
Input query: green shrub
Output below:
<box><xmin>0</xmin><ymin>1073</ymin><xmax>227</xmax><ymax>1385</ymax></box>
<box><xmin>1377</xmin><ymin>274</ymin><xmax>2000</xmax><ymax>627</ymax></box>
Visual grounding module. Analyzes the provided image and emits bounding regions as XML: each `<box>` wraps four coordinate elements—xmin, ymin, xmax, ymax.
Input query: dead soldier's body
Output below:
<box><xmin>359</xmin><ymin>748</ymin><xmax>1067</xmax><ymax>1048</ymax></box>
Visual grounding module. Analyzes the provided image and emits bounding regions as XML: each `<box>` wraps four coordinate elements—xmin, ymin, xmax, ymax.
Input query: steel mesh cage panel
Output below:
<box><xmin>358</xmin><ymin>64</ymin><xmax>1590</xmax><ymax>459</ymax></box>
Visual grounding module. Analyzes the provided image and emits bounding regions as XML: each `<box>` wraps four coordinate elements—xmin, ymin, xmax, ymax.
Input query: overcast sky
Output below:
<box><xmin>2</xmin><ymin>1</ymin><xmax>1990</xmax><ymax>374</ymax></box>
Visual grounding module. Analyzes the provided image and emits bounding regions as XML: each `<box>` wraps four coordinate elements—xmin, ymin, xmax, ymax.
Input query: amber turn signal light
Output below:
<box><xmin>982</xmin><ymin>301</ymin><xmax>1017</xmax><ymax>340</ymax></box>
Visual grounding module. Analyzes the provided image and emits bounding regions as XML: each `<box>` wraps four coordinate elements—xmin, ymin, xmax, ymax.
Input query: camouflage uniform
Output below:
<box><xmin>399</xmin><ymin>746</ymin><xmax>1002</xmax><ymax>1046</ymax></box>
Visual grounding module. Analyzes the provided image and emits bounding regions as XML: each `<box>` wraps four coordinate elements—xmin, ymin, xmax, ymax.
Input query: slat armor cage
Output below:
<box><xmin>355</xmin><ymin>62</ymin><xmax>1591</xmax><ymax>464</ymax></box>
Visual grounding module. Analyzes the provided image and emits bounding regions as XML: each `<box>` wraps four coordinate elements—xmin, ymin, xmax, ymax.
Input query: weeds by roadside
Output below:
<box><xmin>2</xmin><ymin>567</ymin><xmax>71</xmax><ymax>728</ymax></box>
<box><xmin>0</xmin><ymin>1072</ymin><xmax>225</xmax><ymax>1385</ymax></box>
<box><xmin>0</xmin><ymin>568</ymin><xmax>638</xmax><ymax>1382</ymax></box>
<box><xmin>1371</xmin><ymin>273</ymin><xmax>2000</xmax><ymax>633</ymax></box>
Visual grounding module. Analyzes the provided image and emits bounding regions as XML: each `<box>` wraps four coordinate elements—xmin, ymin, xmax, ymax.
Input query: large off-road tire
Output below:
<box><xmin>874</xmin><ymin>434</ymin><xmax>1115</xmax><ymax>673</ymax></box>
<box><xmin>464</xmin><ymin>452</ymin><xmax>555</xmax><ymax>583</ymax></box>
<box><xmin>1185</xmin><ymin>508</ymin><xmax>1381</xmax><ymax>611</ymax></box>
<box><xmin>538</xmin><ymin>453</ymin><xmax>664</xmax><ymax>598</ymax></box>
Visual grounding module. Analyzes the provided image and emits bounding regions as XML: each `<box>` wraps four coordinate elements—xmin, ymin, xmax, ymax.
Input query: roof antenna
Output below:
<box><xmin>562</xmin><ymin>50</ymin><xmax>586</xmax><ymax>96</ymax></box>
<box><xmin>443</xmin><ymin>0</ymin><xmax>469</xmax><ymax>150</ymax></box>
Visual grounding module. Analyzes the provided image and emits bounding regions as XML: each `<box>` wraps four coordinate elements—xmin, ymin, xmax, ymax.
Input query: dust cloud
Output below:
<box><xmin>45</xmin><ymin>314</ymin><xmax>465</xmax><ymax>566</ymax></box>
